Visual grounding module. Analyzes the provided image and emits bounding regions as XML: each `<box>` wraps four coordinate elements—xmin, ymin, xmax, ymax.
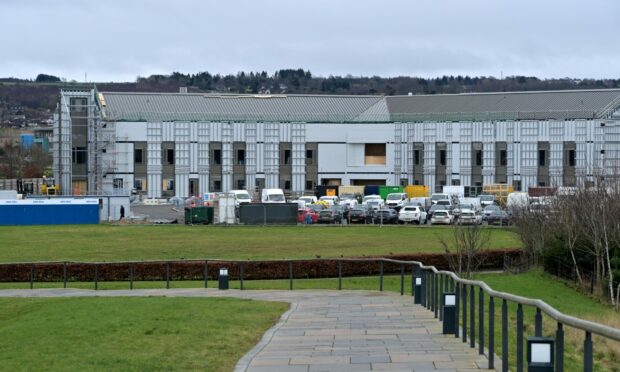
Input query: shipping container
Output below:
<box><xmin>528</xmin><ymin>187</ymin><xmax>557</xmax><ymax>197</ymax></box>
<box><xmin>364</xmin><ymin>185</ymin><xmax>380</xmax><ymax>196</ymax></box>
<box><xmin>315</xmin><ymin>185</ymin><xmax>339</xmax><ymax>198</ymax></box>
<box><xmin>379</xmin><ymin>186</ymin><xmax>404</xmax><ymax>200</ymax></box>
<box><xmin>338</xmin><ymin>185</ymin><xmax>365</xmax><ymax>197</ymax></box>
<box><xmin>184</xmin><ymin>206</ymin><xmax>214</xmax><ymax>224</ymax></box>
<box><xmin>404</xmin><ymin>185</ymin><xmax>429</xmax><ymax>198</ymax></box>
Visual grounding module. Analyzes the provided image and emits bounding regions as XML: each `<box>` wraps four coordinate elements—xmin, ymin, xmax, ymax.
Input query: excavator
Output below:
<box><xmin>40</xmin><ymin>176</ymin><xmax>60</xmax><ymax>196</ymax></box>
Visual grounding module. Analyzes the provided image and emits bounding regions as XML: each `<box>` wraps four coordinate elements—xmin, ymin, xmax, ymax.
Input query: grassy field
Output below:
<box><xmin>0</xmin><ymin>224</ymin><xmax>520</xmax><ymax>263</ymax></box>
<box><xmin>0</xmin><ymin>297</ymin><xmax>288</xmax><ymax>372</ymax></box>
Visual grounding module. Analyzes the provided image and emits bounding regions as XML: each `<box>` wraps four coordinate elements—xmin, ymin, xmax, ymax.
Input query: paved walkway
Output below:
<box><xmin>0</xmin><ymin>289</ymin><xmax>498</xmax><ymax>372</ymax></box>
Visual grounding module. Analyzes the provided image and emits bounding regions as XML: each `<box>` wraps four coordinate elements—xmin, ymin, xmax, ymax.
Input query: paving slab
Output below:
<box><xmin>0</xmin><ymin>288</ymin><xmax>500</xmax><ymax>371</ymax></box>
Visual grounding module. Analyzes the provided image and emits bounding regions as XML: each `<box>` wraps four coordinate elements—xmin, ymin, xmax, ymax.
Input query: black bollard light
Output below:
<box><xmin>218</xmin><ymin>268</ymin><xmax>229</xmax><ymax>290</ymax></box>
<box><xmin>414</xmin><ymin>277</ymin><xmax>422</xmax><ymax>304</ymax></box>
<box><xmin>527</xmin><ymin>337</ymin><xmax>554</xmax><ymax>372</ymax></box>
<box><xmin>442</xmin><ymin>293</ymin><xmax>457</xmax><ymax>334</ymax></box>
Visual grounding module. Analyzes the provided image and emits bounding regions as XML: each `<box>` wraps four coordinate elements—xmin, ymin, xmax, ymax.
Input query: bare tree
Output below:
<box><xmin>439</xmin><ymin>224</ymin><xmax>491</xmax><ymax>278</ymax></box>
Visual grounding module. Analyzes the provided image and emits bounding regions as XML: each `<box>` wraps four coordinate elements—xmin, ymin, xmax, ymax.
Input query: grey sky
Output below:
<box><xmin>1</xmin><ymin>0</ymin><xmax>619</xmax><ymax>82</ymax></box>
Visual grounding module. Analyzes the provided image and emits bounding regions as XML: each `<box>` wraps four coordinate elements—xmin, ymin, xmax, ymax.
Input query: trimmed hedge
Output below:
<box><xmin>0</xmin><ymin>249</ymin><xmax>522</xmax><ymax>283</ymax></box>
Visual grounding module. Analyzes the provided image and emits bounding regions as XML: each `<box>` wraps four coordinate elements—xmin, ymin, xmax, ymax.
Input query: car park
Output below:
<box><xmin>457</xmin><ymin>210</ymin><xmax>483</xmax><ymax>225</ymax></box>
<box><xmin>430</xmin><ymin>210</ymin><xmax>454</xmax><ymax>225</ymax></box>
<box><xmin>486</xmin><ymin>210</ymin><xmax>511</xmax><ymax>225</ymax></box>
<box><xmin>318</xmin><ymin>206</ymin><xmax>343</xmax><ymax>224</ymax></box>
<box><xmin>373</xmin><ymin>208</ymin><xmax>399</xmax><ymax>224</ymax></box>
<box><xmin>349</xmin><ymin>205</ymin><xmax>373</xmax><ymax>224</ymax></box>
<box><xmin>398</xmin><ymin>205</ymin><xmax>427</xmax><ymax>224</ymax></box>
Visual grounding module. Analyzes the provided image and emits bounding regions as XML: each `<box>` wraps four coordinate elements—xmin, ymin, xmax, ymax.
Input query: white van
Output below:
<box><xmin>231</xmin><ymin>190</ymin><xmax>252</xmax><ymax>207</ymax></box>
<box><xmin>261</xmin><ymin>188</ymin><xmax>286</xmax><ymax>203</ymax></box>
<box><xmin>386</xmin><ymin>193</ymin><xmax>408</xmax><ymax>209</ymax></box>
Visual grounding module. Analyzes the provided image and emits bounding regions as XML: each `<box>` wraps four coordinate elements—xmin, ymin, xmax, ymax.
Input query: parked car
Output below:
<box><xmin>349</xmin><ymin>205</ymin><xmax>373</xmax><ymax>224</ymax></box>
<box><xmin>298</xmin><ymin>208</ymin><xmax>319</xmax><ymax>224</ymax></box>
<box><xmin>319</xmin><ymin>195</ymin><xmax>340</xmax><ymax>206</ymax></box>
<box><xmin>307</xmin><ymin>203</ymin><xmax>326</xmax><ymax>213</ymax></box>
<box><xmin>373</xmin><ymin>208</ymin><xmax>399</xmax><ymax>224</ymax></box>
<box><xmin>362</xmin><ymin>194</ymin><xmax>383</xmax><ymax>205</ymax></box>
<box><xmin>298</xmin><ymin>195</ymin><xmax>318</xmax><ymax>205</ymax></box>
<box><xmin>318</xmin><ymin>206</ymin><xmax>343</xmax><ymax>224</ymax></box>
<box><xmin>486</xmin><ymin>210</ymin><xmax>511</xmax><ymax>225</ymax></box>
<box><xmin>398</xmin><ymin>205</ymin><xmax>427</xmax><ymax>224</ymax></box>
<box><xmin>483</xmin><ymin>204</ymin><xmax>502</xmax><ymax>220</ymax></box>
<box><xmin>430</xmin><ymin>210</ymin><xmax>454</xmax><ymax>225</ymax></box>
<box><xmin>366</xmin><ymin>199</ymin><xmax>385</xmax><ymax>212</ymax></box>
<box><xmin>427</xmin><ymin>204</ymin><xmax>449</xmax><ymax>221</ymax></box>
<box><xmin>457</xmin><ymin>210</ymin><xmax>483</xmax><ymax>225</ymax></box>
<box><xmin>386</xmin><ymin>192</ymin><xmax>408</xmax><ymax>210</ymax></box>
<box><xmin>479</xmin><ymin>194</ymin><xmax>496</xmax><ymax>208</ymax></box>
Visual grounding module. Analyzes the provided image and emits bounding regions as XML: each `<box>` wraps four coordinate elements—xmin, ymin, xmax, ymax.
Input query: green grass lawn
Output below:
<box><xmin>0</xmin><ymin>224</ymin><xmax>520</xmax><ymax>263</ymax></box>
<box><xmin>0</xmin><ymin>297</ymin><xmax>288</xmax><ymax>372</ymax></box>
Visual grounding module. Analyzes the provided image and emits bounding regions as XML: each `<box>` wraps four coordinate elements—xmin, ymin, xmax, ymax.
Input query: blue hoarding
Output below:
<box><xmin>0</xmin><ymin>199</ymin><xmax>100</xmax><ymax>225</ymax></box>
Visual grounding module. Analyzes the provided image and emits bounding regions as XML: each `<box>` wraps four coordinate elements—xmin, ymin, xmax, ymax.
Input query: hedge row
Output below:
<box><xmin>0</xmin><ymin>249</ymin><xmax>522</xmax><ymax>283</ymax></box>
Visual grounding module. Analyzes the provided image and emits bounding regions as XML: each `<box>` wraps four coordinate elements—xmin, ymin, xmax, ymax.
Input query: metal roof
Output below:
<box><xmin>100</xmin><ymin>92</ymin><xmax>389</xmax><ymax>122</ymax></box>
<box><xmin>386</xmin><ymin>89</ymin><xmax>620</xmax><ymax>121</ymax></box>
<box><xmin>96</xmin><ymin>89</ymin><xmax>620</xmax><ymax>123</ymax></box>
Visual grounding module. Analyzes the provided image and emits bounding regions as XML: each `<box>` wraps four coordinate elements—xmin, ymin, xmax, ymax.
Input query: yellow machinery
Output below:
<box><xmin>40</xmin><ymin>177</ymin><xmax>60</xmax><ymax>196</ymax></box>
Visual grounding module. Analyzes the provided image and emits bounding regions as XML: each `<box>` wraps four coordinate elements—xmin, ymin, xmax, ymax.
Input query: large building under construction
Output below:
<box><xmin>53</xmin><ymin>88</ymin><xmax>620</xmax><ymax>198</ymax></box>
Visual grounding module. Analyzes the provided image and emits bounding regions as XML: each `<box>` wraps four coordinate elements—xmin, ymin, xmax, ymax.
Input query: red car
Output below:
<box><xmin>298</xmin><ymin>208</ymin><xmax>319</xmax><ymax>224</ymax></box>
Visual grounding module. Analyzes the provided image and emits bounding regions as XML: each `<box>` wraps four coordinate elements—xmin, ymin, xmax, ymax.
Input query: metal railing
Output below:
<box><xmin>5</xmin><ymin>256</ymin><xmax>619</xmax><ymax>371</ymax></box>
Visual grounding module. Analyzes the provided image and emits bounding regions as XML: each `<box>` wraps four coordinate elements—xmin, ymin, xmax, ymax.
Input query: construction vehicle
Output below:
<box><xmin>40</xmin><ymin>176</ymin><xmax>60</xmax><ymax>196</ymax></box>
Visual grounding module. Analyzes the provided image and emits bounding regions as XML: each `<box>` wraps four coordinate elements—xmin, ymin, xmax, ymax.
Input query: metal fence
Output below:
<box><xmin>8</xmin><ymin>257</ymin><xmax>620</xmax><ymax>371</ymax></box>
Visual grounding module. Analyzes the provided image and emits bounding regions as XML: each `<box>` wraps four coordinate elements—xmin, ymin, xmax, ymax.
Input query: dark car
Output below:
<box><xmin>486</xmin><ymin>210</ymin><xmax>511</xmax><ymax>225</ymax></box>
<box><xmin>372</xmin><ymin>208</ymin><xmax>399</xmax><ymax>224</ymax></box>
<box><xmin>333</xmin><ymin>204</ymin><xmax>351</xmax><ymax>220</ymax></box>
<box><xmin>349</xmin><ymin>205</ymin><xmax>373</xmax><ymax>224</ymax></box>
<box><xmin>318</xmin><ymin>207</ymin><xmax>343</xmax><ymax>224</ymax></box>
<box><xmin>306</xmin><ymin>204</ymin><xmax>326</xmax><ymax>214</ymax></box>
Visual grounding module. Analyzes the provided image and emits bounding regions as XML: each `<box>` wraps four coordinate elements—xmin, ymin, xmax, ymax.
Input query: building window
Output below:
<box><xmin>400</xmin><ymin>178</ymin><xmax>408</xmax><ymax>186</ymax></box>
<box><xmin>568</xmin><ymin>149</ymin><xmax>576</xmax><ymax>166</ymax></box>
<box><xmin>164</xmin><ymin>149</ymin><xmax>174</xmax><ymax>165</ymax></box>
<box><xmin>283</xmin><ymin>149</ymin><xmax>291</xmax><ymax>165</ymax></box>
<box><xmin>237</xmin><ymin>149</ymin><xmax>245</xmax><ymax>165</ymax></box>
<box><xmin>365</xmin><ymin>144</ymin><xmax>386</xmax><ymax>165</ymax></box>
<box><xmin>133</xmin><ymin>179</ymin><xmax>143</xmax><ymax>191</ymax></box>
<box><xmin>282</xmin><ymin>180</ymin><xmax>291</xmax><ymax>190</ymax></box>
<box><xmin>538</xmin><ymin>150</ymin><xmax>546</xmax><ymax>166</ymax></box>
<box><xmin>439</xmin><ymin>150</ymin><xmax>446</xmax><ymax>166</ymax></box>
<box><xmin>499</xmin><ymin>150</ymin><xmax>507</xmax><ymax>166</ymax></box>
<box><xmin>306</xmin><ymin>180</ymin><xmax>314</xmax><ymax>190</ymax></box>
<box><xmin>162</xmin><ymin>179</ymin><xmax>174</xmax><ymax>191</ymax></box>
<box><xmin>212</xmin><ymin>180</ymin><xmax>221</xmax><ymax>192</ymax></box>
<box><xmin>236</xmin><ymin>179</ymin><xmax>245</xmax><ymax>189</ymax></box>
<box><xmin>452</xmin><ymin>179</ymin><xmax>461</xmax><ymax>186</ymax></box>
<box><xmin>213</xmin><ymin>149</ymin><xmax>222</xmax><ymax>165</ymax></box>
<box><xmin>134</xmin><ymin>148</ymin><xmax>143</xmax><ymax>164</ymax></box>
<box><xmin>513</xmin><ymin>180</ymin><xmax>522</xmax><ymax>191</ymax></box>
<box><xmin>414</xmin><ymin>150</ymin><xmax>420</xmax><ymax>165</ymax></box>
<box><xmin>72</xmin><ymin>147</ymin><xmax>86</xmax><ymax>164</ymax></box>
<box><xmin>113</xmin><ymin>178</ymin><xmax>123</xmax><ymax>189</ymax></box>
<box><xmin>475</xmin><ymin>150</ymin><xmax>483</xmax><ymax>166</ymax></box>
<box><xmin>306</xmin><ymin>149</ymin><xmax>313</xmax><ymax>165</ymax></box>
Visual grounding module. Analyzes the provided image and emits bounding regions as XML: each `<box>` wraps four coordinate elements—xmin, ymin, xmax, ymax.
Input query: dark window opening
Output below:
<box><xmin>499</xmin><ymin>150</ymin><xmax>507</xmax><ymax>166</ymax></box>
<box><xmin>365</xmin><ymin>143</ymin><xmax>386</xmax><ymax>165</ymax></box>
<box><xmin>452</xmin><ymin>179</ymin><xmax>461</xmax><ymax>186</ymax></box>
<box><xmin>284</xmin><ymin>180</ymin><xmax>291</xmax><ymax>190</ymax></box>
<box><xmin>113</xmin><ymin>178</ymin><xmax>123</xmax><ymax>189</ymax></box>
<box><xmin>439</xmin><ymin>150</ymin><xmax>446</xmax><ymax>166</ymax></box>
<box><xmin>539</xmin><ymin>150</ymin><xmax>546</xmax><ymax>166</ymax></box>
<box><xmin>306</xmin><ymin>149</ymin><xmax>314</xmax><ymax>165</ymax></box>
<box><xmin>237</xmin><ymin>149</ymin><xmax>245</xmax><ymax>165</ymax></box>
<box><xmin>475</xmin><ymin>150</ymin><xmax>483</xmax><ymax>166</ymax></box>
<box><xmin>213</xmin><ymin>149</ymin><xmax>222</xmax><ymax>165</ymax></box>
<box><xmin>72</xmin><ymin>147</ymin><xmax>86</xmax><ymax>164</ymax></box>
<box><xmin>213</xmin><ymin>180</ymin><xmax>222</xmax><ymax>192</ymax></box>
<box><xmin>568</xmin><ymin>150</ymin><xmax>576</xmax><ymax>167</ymax></box>
<box><xmin>237</xmin><ymin>179</ymin><xmax>245</xmax><ymax>189</ymax></box>
<box><xmin>134</xmin><ymin>149</ymin><xmax>143</xmax><ymax>164</ymax></box>
<box><xmin>513</xmin><ymin>180</ymin><xmax>522</xmax><ymax>191</ymax></box>
<box><xmin>283</xmin><ymin>149</ymin><xmax>291</xmax><ymax>165</ymax></box>
<box><xmin>414</xmin><ymin>150</ymin><xmax>420</xmax><ymax>165</ymax></box>
<box><xmin>306</xmin><ymin>180</ymin><xmax>314</xmax><ymax>190</ymax></box>
<box><xmin>165</xmin><ymin>149</ymin><xmax>174</xmax><ymax>165</ymax></box>
<box><xmin>133</xmin><ymin>179</ymin><xmax>143</xmax><ymax>191</ymax></box>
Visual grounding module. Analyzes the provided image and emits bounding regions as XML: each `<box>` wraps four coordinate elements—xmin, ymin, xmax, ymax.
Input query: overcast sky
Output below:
<box><xmin>1</xmin><ymin>0</ymin><xmax>619</xmax><ymax>82</ymax></box>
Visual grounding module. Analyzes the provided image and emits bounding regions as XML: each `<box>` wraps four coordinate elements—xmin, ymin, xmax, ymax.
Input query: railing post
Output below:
<box><xmin>338</xmin><ymin>260</ymin><xmax>342</xmax><ymax>290</ymax></box>
<box><xmin>379</xmin><ymin>260</ymin><xmax>384</xmax><ymax>292</ymax></box>
<box><xmin>470</xmin><ymin>285</ymin><xmax>475</xmax><ymax>348</ymax></box>
<box><xmin>454</xmin><ymin>281</ymin><xmax>460</xmax><ymax>338</ymax></box>
<box><xmin>289</xmin><ymin>261</ymin><xmax>293</xmax><ymax>291</ymax></box>
<box><xmin>478</xmin><ymin>287</ymin><xmax>484</xmax><ymax>355</ymax></box>
<box><xmin>129</xmin><ymin>265</ymin><xmax>134</xmax><ymax>290</ymax></box>
<box><xmin>94</xmin><ymin>264</ymin><xmax>99</xmax><ymax>291</ymax></box>
<box><xmin>204</xmin><ymin>260</ymin><xmax>208</xmax><ymax>288</ymax></box>
<box><xmin>239</xmin><ymin>262</ymin><xmax>244</xmax><ymax>290</ymax></box>
<box><xmin>63</xmin><ymin>262</ymin><xmax>67</xmax><ymax>289</ymax></box>
<box><xmin>434</xmin><ymin>272</ymin><xmax>439</xmax><ymax>318</ymax></box>
<box><xmin>462</xmin><ymin>284</ymin><xmax>468</xmax><ymax>343</ymax></box>
<box><xmin>166</xmin><ymin>262</ymin><xmax>170</xmax><ymax>289</ymax></box>
<box><xmin>410</xmin><ymin>264</ymin><xmax>415</xmax><ymax>297</ymax></box>
<box><xmin>517</xmin><ymin>304</ymin><xmax>524</xmax><ymax>372</ymax></box>
<box><xmin>439</xmin><ymin>274</ymin><xmax>444</xmax><ymax>321</ymax></box>
<box><xmin>489</xmin><ymin>296</ymin><xmax>495</xmax><ymax>369</ymax></box>
<box><xmin>502</xmin><ymin>299</ymin><xmax>508</xmax><ymax>372</ymax></box>
<box><xmin>29</xmin><ymin>266</ymin><xmax>34</xmax><ymax>290</ymax></box>
<box><xmin>400</xmin><ymin>264</ymin><xmax>404</xmax><ymax>296</ymax></box>
<box><xmin>556</xmin><ymin>322</ymin><xmax>564</xmax><ymax>372</ymax></box>
<box><xmin>584</xmin><ymin>331</ymin><xmax>593</xmax><ymax>372</ymax></box>
<box><xmin>421</xmin><ymin>270</ymin><xmax>426</xmax><ymax>307</ymax></box>
<box><xmin>535</xmin><ymin>308</ymin><xmax>542</xmax><ymax>337</ymax></box>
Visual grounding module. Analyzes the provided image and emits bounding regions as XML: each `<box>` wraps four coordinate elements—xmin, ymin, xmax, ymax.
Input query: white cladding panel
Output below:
<box><xmin>115</xmin><ymin>122</ymin><xmax>146</xmax><ymax>140</ymax></box>
<box><xmin>318</xmin><ymin>144</ymin><xmax>347</xmax><ymax>173</ymax></box>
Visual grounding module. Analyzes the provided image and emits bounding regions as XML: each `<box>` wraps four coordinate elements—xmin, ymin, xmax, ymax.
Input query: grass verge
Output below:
<box><xmin>0</xmin><ymin>224</ymin><xmax>520</xmax><ymax>263</ymax></box>
<box><xmin>0</xmin><ymin>297</ymin><xmax>288</xmax><ymax>372</ymax></box>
